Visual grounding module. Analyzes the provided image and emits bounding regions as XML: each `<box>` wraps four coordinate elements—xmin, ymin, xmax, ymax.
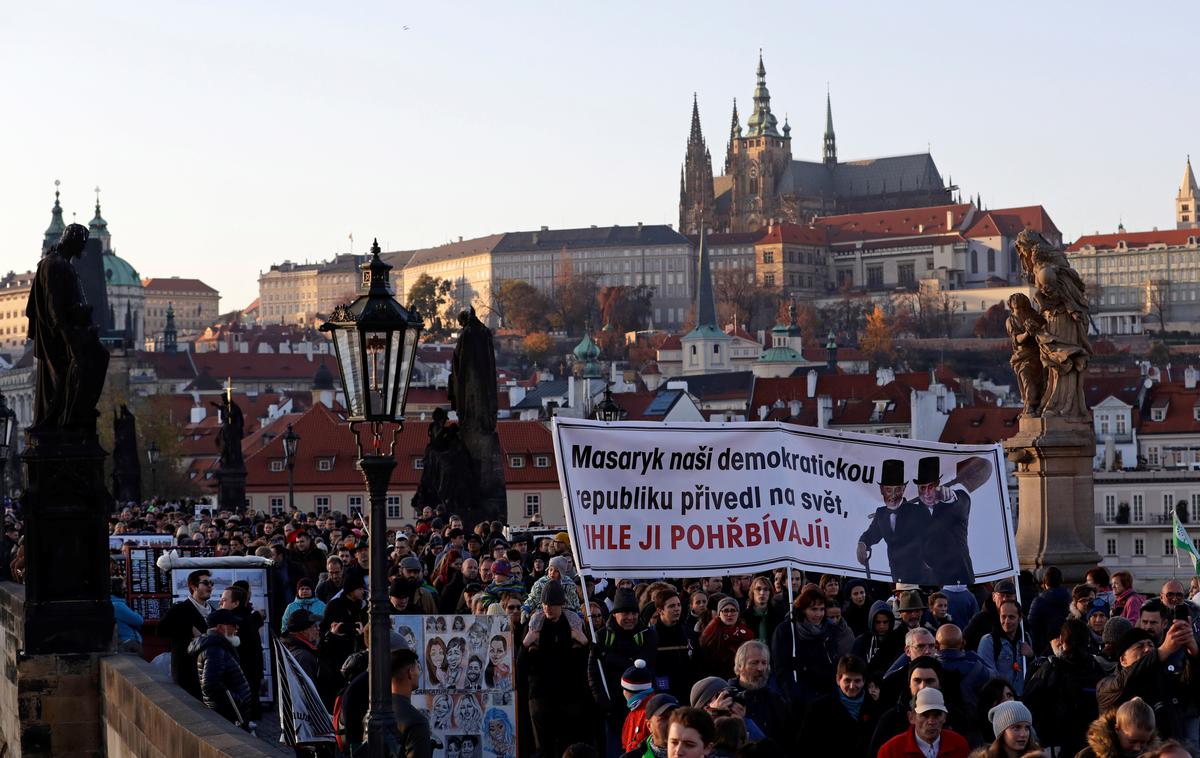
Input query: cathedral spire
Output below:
<box><xmin>163</xmin><ymin>301</ymin><xmax>178</xmax><ymax>353</ymax></box>
<box><xmin>43</xmin><ymin>179</ymin><xmax>65</xmax><ymax>249</ymax></box>
<box><xmin>823</xmin><ymin>89</ymin><xmax>837</xmax><ymax>165</ymax></box>
<box><xmin>1179</xmin><ymin>155</ymin><xmax>1200</xmax><ymax>229</ymax></box>
<box><xmin>89</xmin><ymin>185</ymin><xmax>109</xmax><ymax>237</ymax></box>
<box><xmin>746</xmin><ymin>51</ymin><xmax>780</xmax><ymax>137</ymax></box>
<box><xmin>694</xmin><ymin>227</ymin><xmax>718</xmax><ymax>329</ymax></box>
<box><xmin>725</xmin><ymin>99</ymin><xmax>741</xmax><ymax>173</ymax></box>
<box><xmin>689</xmin><ymin>92</ymin><xmax>704</xmax><ymax>146</ymax></box>
<box><xmin>679</xmin><ymin>96</ymin><xmax>716</xmax><ymax>235</ymax></box>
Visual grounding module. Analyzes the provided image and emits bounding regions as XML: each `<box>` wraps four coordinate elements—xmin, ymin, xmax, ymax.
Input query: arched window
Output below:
<box><xmin>987</xmin><ymin>248</ymin><xmax>995</xmax><ymax>272</ymax></box>
<box><xmin>970</xmin><ymin>250</ymin><xmax>978</xmax><ymax>274</ymax></box>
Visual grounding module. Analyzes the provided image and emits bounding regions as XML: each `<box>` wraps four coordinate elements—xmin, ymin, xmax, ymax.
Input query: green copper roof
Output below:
<box><xmin>684</xmin><ymin>323</ymin><xmax>728</xmax><ymax>341</ymax></box>
<box><xmin>103</xmin><ymin>253</ymin><xmax>142</xmax><ymax>288</ymax></box>
<box><xmin>759</xmin><ymin>346</ymin><xmax>802</xmax><ymax>363</ymax></box>
<box><xmin>43</xmin><ymin>187</ymin><xmax>65</xmax><ymax>245</ymax></box>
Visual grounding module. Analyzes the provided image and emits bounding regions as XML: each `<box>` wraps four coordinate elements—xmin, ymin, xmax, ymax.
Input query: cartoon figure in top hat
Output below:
<box><xmin>856</xmin><ymin>459</ymin><xmax>932</xmax><ymax>585</ymax></box>
<box><xmin>913</xmin><ymin>456</ymin><xmax>976</xmax><ymax>585</ymax></box>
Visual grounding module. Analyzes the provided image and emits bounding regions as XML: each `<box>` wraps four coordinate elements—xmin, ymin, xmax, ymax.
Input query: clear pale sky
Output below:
<box><xmin>2</xmin><ymin>2</ymin><xmax>1196</xmax><ymax>312</ymax></box>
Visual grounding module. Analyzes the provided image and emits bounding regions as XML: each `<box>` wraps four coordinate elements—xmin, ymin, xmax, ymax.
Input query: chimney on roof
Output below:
<box><xmin>807</xmin><ymin>369</ymin><xmax>818</xmax><ymax>399</ymax></box>
<box><xmin>947</xmin><ymin>210</ymin><xmax>954</xmax><ymax>231</ymax></box>
<box><xmin>540</xmin><ymin>226</ymin><xmax>549</xmax><ymax>231</ymax></box>
<box><xmin>758</xmin><ymin>405</ymin><xmax>769</xmax><ymax>421</ymax></box>
<box><xmin>458</xmin><ymin>236</ymin><xmax>463</xmax><ymax>242</ymax></box>
<box><xmin>788</xmin><ymin>399</ymin><xmax>801</xmax><ymax>417</ymax></box>
<box><xmin>817</xmin><ymin>395</ymin><xmax>833</xmax><ymax>429</ymax></box>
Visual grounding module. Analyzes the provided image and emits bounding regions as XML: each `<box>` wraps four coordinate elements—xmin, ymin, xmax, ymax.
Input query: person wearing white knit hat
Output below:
<box><xmin>986</xmin><ymin>700</ymin><xmax>1040</xmax><ymax>757</ymax></box>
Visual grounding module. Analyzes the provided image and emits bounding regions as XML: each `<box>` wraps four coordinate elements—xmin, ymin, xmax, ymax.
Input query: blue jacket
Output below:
<box><xmin>1027</xmin><ymin>585</ymin><xmax>1071</xmax><ymax>655</ymax></box>
<box><xmin>977</xmin><ymin>630</ymin><xmax>1033</xmax><ymax>696</ymax></box>
<box><xmin>112</xmin><ymin>595</ymin><xmax>144</xmax><ymax>644</ymax></box>
<box><xmin>282</xmin><ymin>597</ymin><xmax>326</xmax><ymax>626</ymax></box>
<box><xmin>939</xmin><ymin>586</ymin><xmax>979</xmax><ymax>629</ymax></box>
<box><xmin>936</xmin><ymin>648</ymin><xmax>997</xmax><ymax>717</ymax></box>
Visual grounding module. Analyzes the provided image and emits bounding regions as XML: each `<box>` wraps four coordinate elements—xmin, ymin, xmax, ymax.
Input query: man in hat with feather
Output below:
<box><xmin>857</xmin><ymin>459</ymin><xmax>931</xmax><ymax>585</ymax></box>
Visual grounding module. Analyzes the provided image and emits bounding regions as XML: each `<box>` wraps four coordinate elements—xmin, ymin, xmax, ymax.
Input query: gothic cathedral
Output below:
<box><xmin>680</xmin><ymin>53</ymin><xmax>954</xmax><ymax>235</ymax></box>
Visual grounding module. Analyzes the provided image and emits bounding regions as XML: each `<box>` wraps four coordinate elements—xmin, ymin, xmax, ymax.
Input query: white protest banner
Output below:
<box><xmin>272</xmin><ymin>634</ymin><xmax>334</xmax><ymax>746</ymax></box>
<box><xmin>552</xmin><ymin>418</ymin><xmax>1018</xmax><ymax>583</ymax></box>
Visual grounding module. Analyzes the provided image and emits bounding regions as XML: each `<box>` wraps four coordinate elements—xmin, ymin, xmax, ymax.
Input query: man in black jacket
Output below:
<box><xmin>220</xmin><ymin>583</ymin><xmax>264</xmax><ymax>723</ymax></box>
<box><xmin>321</xmin><ymin>565</ymin><xmax>367</xmax><ymax>671</ymax></box>
<box><xmin>650</xmin><ymin>587</ymin><xmax>694</xmax><ymax>702</ymax></box>
<box><xmin>188</xmin><ymin>609</ymin><xmax>252</xmax><ymax>729</ymax></box>
<box><xmin>800</xmin><ymin>653</ymin><xmax>882</xmax><ymax>756</ymax></box>
<box><xmin>159</xmin><ymin>569</ymin><xmax>216</xmax><ymax>699</ymax></box>
<box><xmin>914</xmin><ymin>456</ymin><xmax>974</xmax><ymax>585</ymax></box>
<box><xmin>520</xmin><ymin>580</ymin><xmax>590</xmax><ymax>757</ymax></box>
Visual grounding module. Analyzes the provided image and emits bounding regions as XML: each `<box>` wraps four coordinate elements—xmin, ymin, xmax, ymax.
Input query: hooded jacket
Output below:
<box><xmin>851</xmin><ymin>601</ymin><xmax>905</xmax><ymax>675</ymax></box>
<box><xmin>188</xmin><ymin>631</ymin><xmax>251</xmax><ymax>726</ymax></box>
<box><xmin>1075</xmin><ymin>711</ymin><xmax>1160</xmax><ymax>758</ymax></box>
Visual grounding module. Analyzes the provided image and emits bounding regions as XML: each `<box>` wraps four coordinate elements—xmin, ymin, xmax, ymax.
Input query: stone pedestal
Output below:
<box><xmin>21</xmin><ymin>428</ymin><xmax>113</xmax><ymax>655</ymax></box>
<box><xmin>459</xmin><ymin>427</ymin><xmax>507</xmax><ymax>526</ymax></box>
<box><xmin>1003</xmin><ymin>415</ymin><xmax>1101</xmax><ymax>582</ymax></box>
<box><xmin>215</xmin><ymin>466</ymin><xmax>246</xmax><ymax>511</ymax></box>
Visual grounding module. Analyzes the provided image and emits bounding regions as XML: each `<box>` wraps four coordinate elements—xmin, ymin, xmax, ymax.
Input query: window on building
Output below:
<box><xmin>1164</xmin><ymin>493</ymin><xmax>1175</xmax><ymax>519</ymax></box>
<box><xmin>926</xmin><ymin>257</ymin><xmax>934</xmax><ymax>271</ymax></box>
<box><xmin>867</xmin><ymin>267</ymin><xmax>883</xmax><ymax>289</ymax></box>
<box><xmin>987</xmin><ymin>249</ymin><xmax>996</xmax><ymax>272</ymax></box>
<box><xmin>762</xmin><ymin>251</ymin><xmax>774</xmax><ymax>264</ymax></box>
<box><xmin>1116</xmin><ymin>416</ymin><xmax>1127</xmax><ymax>434</ymax></box>
<box><xmin>970</xmin><ymin>250</ymin><xmax>978</xmax><ymax>274</ymax></box>
<box><xmin>1099</xmin><ymin>419</ymin><xmax>1110</xmax><ymax>435</ymax></box>
<box><xmin>1104</xmin><ymin>494</ymin><xmax>1116</xmax><ymax>523</ymax></box>
<box><xmin>898</xmin><ymin>263</ymin><xmax>915</xmax><ymax>286</ymax></box>
<box><xmin>535</xmin><ymin>455</ymin><xmax>550</xmax><ymax>468</ymax></box>
<box><xmin>347</xmin><ymin>495</ymin><xmax>363</xmax><ymax>513</ymax></box>
<box><xmin>269</xmin><ymin>496</ymin><xmax>284</xmax><ymax>515</ymax></box>
<box><xmin>413</xmin><ymin>458</ymin><xmax>425</xmax><ymax>470</ymax></box>
<box><xmin>1134</xmin><ymin>537</ymin><xmax>1145</xmax><ymax>556</ymax></box>
<box><xmin>1148</xmin><ymin>447</ymin><xmax>1160</xmax><ymax>466</ymax></box>
<box><xmin>318</xmin><ymin>459</ymin><xmax>332</xmax><ymax>472</ymax></box>
<box><xmin>386</xmin><ymin>495</ymin><xmax>401</xmax><ymax>520</ymax></box>
<box><xmin>1133</xmin><ymin>494</ymin><xmax>1144</xmax><ymax>522</ymax></box>
<box><xmin>315</xmin><ymin>496</ymin><xmax>330</xmax><ymax>515</ymax></box>
<box><xmin>270</xmin><ymin>460</ymin><xmax>286</xmax><ymax>473</ymax></box>
<box><xmin>510</xmin><ymin>455</ymin><xmax>525</xmax><ymax>468</ymax></box>
<box><xmin>763</xmin><ymin>273</ymin><xmax>775</xmax><ymax>287</ymax></box>
<box><xmin>1165</xmin><ymin>538</ymin><xmax>1176</xmax><ymax>556</ymax></box>
<box><xmin>524</xmin><ymin>493</ymin><xmax>541</xmax><ymax>519</ymax></box>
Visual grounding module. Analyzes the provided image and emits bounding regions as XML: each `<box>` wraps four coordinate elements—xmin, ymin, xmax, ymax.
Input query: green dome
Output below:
<box><xmin>103</xmin><ymin>253</ymin><xmax>142</xmax><ymax>287</ymax></box>
<box><xmin>573</xmin><ymin>333</ymin><xmax>600</xmax><ymax>362</ymax></box>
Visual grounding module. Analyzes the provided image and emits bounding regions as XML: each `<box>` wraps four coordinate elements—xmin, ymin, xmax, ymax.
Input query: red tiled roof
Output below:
<box><xmin>191</xmin><ymin>352</ymin><xmax>327</xmax><ymax>381</ymax></box>
<box><xmin>938</xmin><ymin>407</ymin><xmax>1022</xmax><ymax>444</ymax></box>
<box><xmin>814</xmin><ymin>204</ymin><xmax>974</xmax><ymax>244</ymax></box>
<box><xmin>1067</xmin><ymin>228</ymin><xmax>1200</xmax><ymax>253</ymax></box>
<box><xmin>244</xmin><ymin>404</ymin><xmax>557</xmax><ymax>491</ymax></box>
<box><xmin>141</xmin><ymin>277</ymin><xmax>219</xmax><ymax>295</ymax></box>
<box><xmin>752</xmin><ymin>368</ymin><xmax>959</xmax><ymax>411</ymax></box>
<box><xmin>1139</xmin><ymin>383</ymin><xmax>1200</xmax><ymax>435</ymax></box>
<box><xmin>964</xmin><ymin>206</ymin><xmax>1059</xmax><ymax>239</ymax></box>
<box><xmin>755</xmin><ymin>223</ymin><xmax>828</xmax><ymax>246</ymax></box>
<box><xmin>659</xmin><ymin>335</ymin><xmax>682</xmax><ymax>350</ymax></box>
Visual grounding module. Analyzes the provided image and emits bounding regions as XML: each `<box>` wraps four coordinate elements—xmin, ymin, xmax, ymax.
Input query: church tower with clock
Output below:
<box><xmin>723</xmin><ymin>52</ymin><xmax>793</xmax><ymax>233</ymax></box>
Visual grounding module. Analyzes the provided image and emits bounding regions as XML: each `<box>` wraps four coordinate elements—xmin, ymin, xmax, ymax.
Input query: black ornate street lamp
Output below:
<box><xmin>282</xmin><ymin>423</ymin><xmax>301</xmax><ymax>513</ymax></box>
<box><xmin>0</xmin><ymin>393</ymin><xmax>14</xmax><ymax>498</ymax></box>
<box><xmin>146</xmin><ymin>441</ymin><xmax>159</xmax><ymax>500</ymax></box>
<box><xmin>319</xmin><ymin>239</ymin><xmax>422</xmax><ymax>756</ymax></box>
<box><xmin>592</xmin><ymin>383</ymin><xmax>625</xmax><ymax>422</ymax></box>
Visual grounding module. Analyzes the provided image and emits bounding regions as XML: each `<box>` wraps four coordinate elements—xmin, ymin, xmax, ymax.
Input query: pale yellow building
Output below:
<box><xmin>142</xmin><ymin>277</ymin><xmax>220</xmax><ymax>342</ymax></box>
<box><xmin>0</xmin><ymin>271</ymin><xmax>34</xmax><ymax>353</ymax></box>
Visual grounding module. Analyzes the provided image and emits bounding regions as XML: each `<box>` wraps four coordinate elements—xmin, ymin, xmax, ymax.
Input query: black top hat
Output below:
<box><xmin>913</xmin><ymin>456</ymin><xmax>941</xmax><ymax>485</ymax></box>
<box><xmin>880</xmin><ymin>459</ymin><xmax>905</xmax><ymax>487</ymax></box>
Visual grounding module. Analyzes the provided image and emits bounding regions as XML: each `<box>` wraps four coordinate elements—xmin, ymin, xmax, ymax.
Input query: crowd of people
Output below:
<box><xmin>84</xmin><ymin>502</ymin><xmax>1200</xmax><ymax>757</ymax></box>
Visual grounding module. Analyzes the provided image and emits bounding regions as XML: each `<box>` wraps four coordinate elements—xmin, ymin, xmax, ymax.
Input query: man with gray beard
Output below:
<box><xmin>725</xmin><ymin>640</ymin><xmax>789</xmax><ymax>743</ymax></box>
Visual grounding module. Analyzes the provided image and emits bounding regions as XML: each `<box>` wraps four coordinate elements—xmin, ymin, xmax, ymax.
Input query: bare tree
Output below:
<box><xmin>1144</xmin><ymin>279</ymin><xmax>1169</xmax><ymax>335</ymax></box>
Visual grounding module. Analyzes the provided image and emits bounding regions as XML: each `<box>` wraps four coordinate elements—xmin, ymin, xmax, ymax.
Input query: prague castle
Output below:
<box><xmin>680</xmin><ymin>53</ymin><xmax>954</xmax><ymax>235</ymax></box>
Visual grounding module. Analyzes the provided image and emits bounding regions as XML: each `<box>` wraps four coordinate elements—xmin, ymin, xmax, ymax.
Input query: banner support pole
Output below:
<box><xmin>578</xmin><ymin>570</ymin><xmax>610</xmax><ymax>697</ymax></box>
<box><xmin>787</xmin><ymin>567</ymin><xmax>797</xmax><ymax>684</ymax></box>
<box><xmin>1013</xmin><ymin>573</ymin><xmax>1027</xmax><ymax>683</ymax></box>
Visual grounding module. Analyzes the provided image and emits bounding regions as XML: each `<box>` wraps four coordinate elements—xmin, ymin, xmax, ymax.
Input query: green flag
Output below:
<box><xmin>1172</xmin><ymin>510</ymin><xmax>1200</xmax><ymax>576</ymax></box>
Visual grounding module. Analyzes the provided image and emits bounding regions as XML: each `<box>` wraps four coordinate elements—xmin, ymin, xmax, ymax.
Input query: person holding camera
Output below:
<box><xmin>686</xmin><ymin>676</ymin><xmax>766</xmax><ymax>742</ymax></box>
<box><xmin>725</xmin><ymin>641</ymin><xmax>789</xmax><ymax>744</ymax></box>
<box><xmin>1098</xmin><ymin>615</ymin><xmax>1200</xmax><ymax>746</ymax></box>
